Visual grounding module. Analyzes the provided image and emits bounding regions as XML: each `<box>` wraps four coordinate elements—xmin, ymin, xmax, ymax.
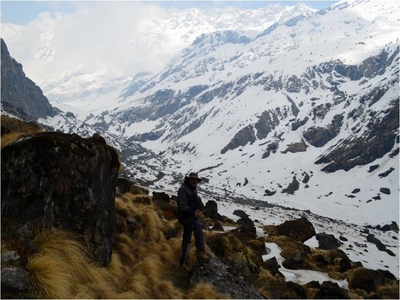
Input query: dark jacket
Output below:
<box><xmin>177</xmin><ymin>181</ymin><xmax>204</xmax><ymax>223</ymax></box>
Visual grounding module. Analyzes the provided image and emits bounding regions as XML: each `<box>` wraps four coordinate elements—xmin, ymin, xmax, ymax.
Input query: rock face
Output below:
<box><xmin>315</xmin><ymin>103</ymin><xmax>399</xmax><ymax>172</ymax></box>
<box><xmin>190</xmin><ymin>257</ymin><xmax>264</xmax><ymax>299</ymax></box>
<box><xmin>221</xmin><ymin>125</ymin><xmax>256</xmax><ymax>154</ymax></box>
<box><xmin>1</xmin><ymin>132</ymin><xmax>120</xmax><ymax>266</ymax></box>
<box><xmin>275</xmin><ymin>217</ymin><xmax>316</xmax><ymax>242</ymax></box>
<box><xmin>1</xmin><ymin>38</ymin><xmax>58</xmax><ymax>121</ymax></box>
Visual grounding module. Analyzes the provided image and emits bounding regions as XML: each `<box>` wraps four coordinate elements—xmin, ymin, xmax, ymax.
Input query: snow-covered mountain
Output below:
<box><xmin>1</xmin><ymin>0</ymin><xmax>399</xmax><ymax>281</ymax></box>
<box><xmin>1</xmin><ymin>3</ymin><xmax>315</xmax><ymax>105</ymax></box>
<box><xmin>4</xmin><ymin>0</ymin><xmax>398</xmax><ymax>228</ymax></box>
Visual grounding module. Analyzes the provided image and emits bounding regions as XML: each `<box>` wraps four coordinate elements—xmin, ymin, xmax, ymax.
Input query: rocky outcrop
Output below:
<box><xmin>221</xmin><ymin>125</ymin><xmax>256</xmax><ymax>154</ymax></box>
<box><xmin>1</xmin><ymin>39</ymin><xmax>58</xmax><ymax>121</ymax></box>
<box><xmin>254</xmin><ymin>109</ymin><xmax>281</xmax><ymax>139</ymax></box>
<box><xmin>1</xmin><ymin>132</ymin><xmax>120</xmax><ymax>266</ymax></box>
<box><xmin>275</xmin><ymin>217</ymin><xmax>316</xmax><ymax>242</ymax></box>
<box><xmin>190</xmin><ymin>257</ymin><xmax>264</xmax><ymax>299</ymax></box>
<box><xmin>281</xmin><ymin>176</ymin><xmax>300</xmax><ymax>194</ymax></box>
<box><xmin>315</xmin><ymin>104</ymin><xmax>399</xmax><ymax>172</ymax></box>
<box><xmin>316</xmin><ymin>233</ymin><xmax>342</xmax><ymax>250</ymax></box>
<box><xmin>303</xmin><ymin>114</ymin><xmax>343</xmax><ymax>148</ymax></box>
<box><xmin>281</xmin><ymin>139</ymin><xmax>308</xmax><ymax>154</ymax></box>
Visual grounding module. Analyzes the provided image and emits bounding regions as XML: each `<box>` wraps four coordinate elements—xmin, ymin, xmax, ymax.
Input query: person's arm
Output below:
<box><xmin>178</xmin><ymin>187</ymin><xmax>195</xmax><ymax>218</ymax></box>
<box><xmin>197</xmin><ymin>194</ymin><xmax>205</xmax><ymax>211</ymax></box>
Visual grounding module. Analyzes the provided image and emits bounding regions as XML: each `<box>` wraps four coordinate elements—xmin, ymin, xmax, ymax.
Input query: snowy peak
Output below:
<box><xmin>77</xmin><ymin>0</ymin><xmax>400</xmax><ymax>227</ymax></box>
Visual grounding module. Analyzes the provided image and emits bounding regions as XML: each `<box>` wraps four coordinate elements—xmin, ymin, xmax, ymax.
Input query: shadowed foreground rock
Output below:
<box><xmin>1</xmin><ymin>132</ymin><xmax>120</xmax><ymax>266</ymax></box>
<box><xmin>190</xmin><ymin>257</ymin><xmax>264</xmax><ymax>299</ymax></box>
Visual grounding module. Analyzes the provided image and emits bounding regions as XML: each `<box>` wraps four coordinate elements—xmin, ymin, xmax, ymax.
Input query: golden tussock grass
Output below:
<box><xmin>28</xmin><ymin>227</ymin><xmax>183</xmax><ymax>299</ymax></box>
<box><xmin>1</xmin><ymin>132</ymin><xmax>29</xmax><ymax>149</ymax></box>
<box><xmin>306</xmin><ymin>287</ymin><xmax>319</xmax><ymax>299</ymax></box>
<box><xmin>252</xmin><ymin>267</ymin><xmax>284</xmax><ymax>295</ymax></box>
<box><xmin>104</xmin><ymin>252</ymin><xmax>131</xmax><ymax>287</ymax></box>
<box><xmin>28</xmin><ymin>230</ymin><xmax>110</xmax><ymax>298</ymax></box>
<box><xmin>26</xmin><ymin>184</ymin><xmax>285</xmax><ymax>299</ymax></box>
<box><xmin>1</xmin><ymin>116</ymin><xmax>42</xmax><ymax>149</ymax></box>
<box><xmin>137</xmin><ymin>208</ymin><xmax>167</xmax><ymax>242</ymax></box>
<box><xmin>328</xmin><ymin>270</ymin><xmax>347</xmax><ymax>280</ymax></box>
<box><xmin>347</xmin><ymin>289</ymin><xmax>367</xmax><ymax>299</ymax></box>
<box><xmin>114</xmin><ymin>233</ymin><xmax>139</xmax><ymax>265</ymax></box>
<box><xmin>115</xmin><ymin>195</ymin><xmax>141</xmax><ymax>215</ymax></box>
<box><xmin>262</xmin><ymin>224</ymin><xmax>278</xmax><ymax>236</ymax></box>
<box><xmin>266</xmin><ymin>235</ymin><xmax>306</xmax><ymax>259</ymax></box>
<box><xmin>185</xmin><ymin>282</ymin><xmax>230</xmax><ymax>299</ymax></box>
<box><xmin>152</xmin><ymin>279</ymin><xmax>184</xmax><ymax>299</ymax></box>
<box><xmin>376</xmin><ymin>282</ymin><xmax>400</xmax><ymax>298</ymax></box>
<box><xmin>127</xmin><ymin>273</ymin><xmax>151</xmax><ymax>297</ymax></box>
<box><xmin>132</xmin><ymin>253</ymin><xmax>164</xmax><ymax>285</ymax></box>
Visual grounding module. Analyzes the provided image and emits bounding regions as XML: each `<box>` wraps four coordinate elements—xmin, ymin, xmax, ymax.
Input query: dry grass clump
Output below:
<box><xmin>1</xmin><ymin>116</ymin><xmax>42</xmax><ymax>149</ymax></box>
<box><xmin>265</xmin><ymin>235</ymin><xmax>306</xmax><ymax>259</ymax></box>
<box><xmin>1</xmin><ymin>132</ymin><xmax>28</xmax><ymax>149</ymax></box>
<box><xmin>254</xmin><ymin>268</ymin><xmax>292</xmax><ymax>299</ymax></box>
<box><xmin>376</xmin><ymin>282</ymin><xmax>399</xmax><ymax>299</ymax></box>
<box><xmin>26</xmin><ymin>185</ymin><xmax>279</xmax><ymax>299</ymax></box>
<box><xmin>27</xmin><ymin>230</ymin><xmax>130</xmax><ymax>299</ymax></box>
<box><xmin>185</xmin><ymin>282</ymin><xmax>229</xmax><ymax>299</ymax></box>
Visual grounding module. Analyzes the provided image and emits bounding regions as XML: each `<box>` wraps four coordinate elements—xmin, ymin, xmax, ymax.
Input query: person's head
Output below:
<box><xmin>185</xmin><ymin>172</ymin><xmax>202</xmax><ymax>188</ymax></box>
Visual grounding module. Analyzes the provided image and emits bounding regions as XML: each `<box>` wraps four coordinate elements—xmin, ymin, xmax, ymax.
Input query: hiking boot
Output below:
<box><xmin>196</xmin><ymin>251</ymin><xmax>210</xmax><ymax>262</ymax></box>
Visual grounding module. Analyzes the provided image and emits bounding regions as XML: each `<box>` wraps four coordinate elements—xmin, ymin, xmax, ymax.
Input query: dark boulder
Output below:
<box><xmin>380</xmin><ymin>187</ymin><xmax>391</xmax><ymax>195</ymax></box>
<box><xmin>368</xmin><ymin>164</ymin><xmax>379</xmax><ymax>172</ymax></box>
<box><xmin>313</xmin><ymin>281</ymin><xmax>350</xmax><ymax>299</ymax></box>
<box><xmin>1</xmin><ymin>267</ymin><xmax>29</xmax><ymax>298</ymax></box>
<box><xmin>275</xmin><ymin>217</ymin><xmax>316</xmax><ymax>242</ymax></box>
<box><xmin>264</xmin><ymin>189</ymin><xmax>276</xmax><ymax>196</ymax></box>
<box><xmin>282</xmin><ymin>251</ymin><xmax>308</xmax><ymax>270</ymax></box>
<box><xmin>378</xmin><ymin>167</ymin><xmax>395</xmax><ymax>178</ymax></box>
<box><xmin>211</xmin><ymin>221</ymin><xmax>224</xmax><ymax>232</ymax></box>
<box><xmin>233</xmin><ymin>209</ymin><xmax>249</xmax><ymax>219</ymax></box>
<box><xmin>327</xmin><ymin>249</ymin><xmax>353</xmax><ymax>272</ymax></box>
<box><xmin>366</xmin><ymin>234</ymin><xmax>387</xmax><ymax>251</ymax></box>
<box><xmin>152</xmin><ymin>191</ymin><xmax>170</xmax><ymax>202</ymax></box>
<box><xmin>316</xmin><ymin>233</ymin><xmax>342</xmax><ymax>250</ymax></box>
<box><xmin>203</xmin><ymin>200</ymin><xmax>220</xmax><ymax>220</ymax></box>
<box><xmin>348</xmin><ymin>267</ymin><xmax>386</xmax><ymax>293</ymax></box>
<box><xmin>116</xmin><ymin>178</ymin><xmax>149</xmax><ymax>195</ymax></box>
<box><xmin>1</xmin><ymin>132</ymin><xmax>120</xmax><ymax>266</ymax></box>
<box><xmin>261</xmin><ymin>256</ymin><xmax>284</xmax><ymax>278</ymax></box>
<box><xmin>236</xmin><ymin>217</ymin><xmax>257</xmax><ymax>239</ymax></box>
<box><xmin>286</xmin><ymin>281</ymin><xmax>307</xmax><ymax>299</ymax></box>
<box><xmin>379</xmin><ymin>221</ymin><xmax>399</xmax><ymax>232</ymax></box>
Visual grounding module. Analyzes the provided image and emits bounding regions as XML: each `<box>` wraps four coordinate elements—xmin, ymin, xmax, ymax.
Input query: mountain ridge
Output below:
<box><xmin>2</xmin><ymin>0</ymin><xmax>399</xmax><ymax>228</ymax></box>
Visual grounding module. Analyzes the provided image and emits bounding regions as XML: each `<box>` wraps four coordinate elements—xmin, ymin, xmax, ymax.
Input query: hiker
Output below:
<box><xmin>177</xmin><ymin>172</ymin><xmax>210</xmax><ymax>267</ymax></box>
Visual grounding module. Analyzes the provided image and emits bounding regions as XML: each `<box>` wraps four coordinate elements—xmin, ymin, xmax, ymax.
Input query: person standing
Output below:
<box><xmin>177</xmin><ymin>172</ymin><xmax>210</xmax><ymax>267</ymax></box>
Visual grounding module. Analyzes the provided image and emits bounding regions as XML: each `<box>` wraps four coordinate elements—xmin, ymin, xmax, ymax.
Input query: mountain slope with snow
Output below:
<box><xmin>2</xmin><ymin>0</ymin><xmax>399</xmax><ymax>282</ymax></box>
<box><xmin>53</xmin><ymin>0</ymin><xmax>398</xmax><ymax>228</ymax></box>
<box><xmin>0</xmin><ymin>3</ymin><xmax>316</xmax><ymax>105</ymax></box>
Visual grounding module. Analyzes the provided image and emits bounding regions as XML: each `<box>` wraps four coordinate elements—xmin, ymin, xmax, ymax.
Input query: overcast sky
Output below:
<box><xmin>1</xmin><ymin>1</ymin><xmax>338</xmax><ymax>25</ymax></box>
<box><xmin>0</xmin><ymin>0</ymin><xmax>338</xmax><ymax>88</ymax></box>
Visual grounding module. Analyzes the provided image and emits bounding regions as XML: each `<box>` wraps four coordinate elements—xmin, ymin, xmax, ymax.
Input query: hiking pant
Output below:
<box><xmin>179</xmin><ymin>217</ymin><xmax>205</xmax><ymax>265</ymax></box>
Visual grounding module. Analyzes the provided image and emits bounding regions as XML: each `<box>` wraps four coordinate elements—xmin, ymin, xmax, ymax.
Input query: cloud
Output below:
<box><xmin>3</xmin><ymin>2</ymin><xmax>170</xmax><ymax>84</ymax></box>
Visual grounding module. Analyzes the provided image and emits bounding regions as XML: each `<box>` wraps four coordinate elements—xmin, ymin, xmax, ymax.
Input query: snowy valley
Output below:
<box><xmin>1</xmin><ymin>0</ymin><xmax>399</xmax><ymax>281</ymax></box>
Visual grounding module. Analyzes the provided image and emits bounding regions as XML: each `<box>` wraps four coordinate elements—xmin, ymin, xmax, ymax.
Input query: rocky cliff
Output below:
<box><xmin>1</xmin><ymin>38</ymin><xmax>59</xmax><ymax>121</ymax></box>
<box><xmin>1</xmin><ymin>131</ymin><xmax>120</xmax><ymax>268</ymax></box>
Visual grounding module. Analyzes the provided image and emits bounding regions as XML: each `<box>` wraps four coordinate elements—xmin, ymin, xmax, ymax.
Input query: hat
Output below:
<box><xmin>185</xmin><ymin>172</ymin><xmax>202</xmax><ymax>182</ymax></box>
